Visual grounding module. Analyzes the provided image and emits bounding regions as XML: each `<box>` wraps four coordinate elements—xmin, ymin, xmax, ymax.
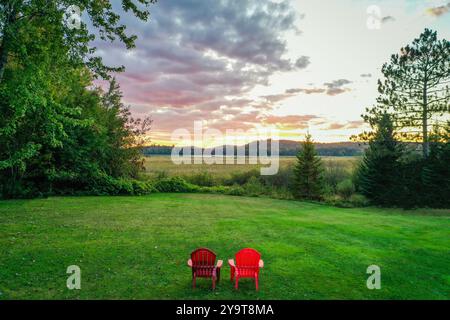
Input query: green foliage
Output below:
<box><xmin>153</xmin><ymin>177</ymin><xmax>199</xmax><ymax>193</ymax></box>
<box><xmin>0</xmin><ymin>0</ymin><xmax>158</xmax><ymax>81</ymax></box>
<box><xmin>0</xmin><ymin>0</ymin><xmax>156</xmax><ymax>198</ymax></box>
<box><xmin>185</xmin><ymin>171</ymin><xmax>216</xmax><ymax>187</ymax></box>
<box><xmin>259</xmin><ymin>166</ymin><xmax>294</xmax><ymax>190</ymax></box>
<box><xmin>243</xmin><ymin>176</ymin><xmax>265</xmax><ymax>197</ymax></box>
<box><xmin>224</xmin><ymin>169</ymin><xmax>260</xmax><ymax>186</ymax></box>
<box><xmin>348</xmin><ymin>194</ymin><xmax>370</xmax><ymax>207</ymax></box>
<box><xmin>421</xmin><ymin>126</ymin><xmax>450</xmax><ymax>207</ymax></box>
<box><xmin>292</xmin><ymin>134</ymin><xmax>324</xmax><ymax>200</ymax></box>
<box><xmin>357</xmin><ymin>114</ymin><xmax>403</xmax><ymax>206</ymax></box>
<box><xmin>323</xmin><ymin>160</ymin><xmax>352</xmax><ymax>193</ymax></box>
<box><xmin>336</xmin><ymin>179</ymin><xmax>355</xmax><ymax>201</ymax></box>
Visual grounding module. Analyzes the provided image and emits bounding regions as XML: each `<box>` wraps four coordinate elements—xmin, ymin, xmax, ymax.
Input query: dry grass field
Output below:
<box><xmin>143</xmin><ymin>156</ymin><xmax>359</xmax><ymax>180</ymax></box>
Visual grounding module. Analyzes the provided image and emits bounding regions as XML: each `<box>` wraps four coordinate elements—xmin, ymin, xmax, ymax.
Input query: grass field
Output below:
<box><xmin>143</xmin><ymin>156</ymin><xmax>359</xmax><ymax>180</ymax></box>
<box><xmin>1</xmin><ymin>193</ymin><xmax>449</xmax><ymax>300</ymax></box>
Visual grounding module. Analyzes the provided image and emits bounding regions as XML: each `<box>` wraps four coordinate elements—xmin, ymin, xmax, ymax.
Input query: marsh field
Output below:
<box><xmin>143</xmin><ymin>156</ymin><xmax>358</xmax><ymax>178</ymax></box>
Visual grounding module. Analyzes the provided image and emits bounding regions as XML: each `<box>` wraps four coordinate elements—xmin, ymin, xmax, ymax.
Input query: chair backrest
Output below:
<box><xmin>191</xmin><ymin>248</ymin><xmax>216</xmax><ymax>267</ymax></box>
<box><xmin>235</xmin><ymin>248</ymin><xmax>261</xmax><ymax>267</ymax></box>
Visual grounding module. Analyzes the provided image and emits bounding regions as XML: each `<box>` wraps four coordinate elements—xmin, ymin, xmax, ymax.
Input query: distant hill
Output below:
<box><xmin>143</xmin><ymin>140</ymin><xmax>367</xmax><ymax>157</ymax></box>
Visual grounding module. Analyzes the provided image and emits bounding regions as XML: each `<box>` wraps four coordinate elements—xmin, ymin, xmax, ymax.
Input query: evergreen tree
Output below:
<box><xmin>422</xmin><ymin>123</ymin><xmax>450</xmax><ymax>207</ymax></box>
<box><xmin>357</xmin><ymin>114</ymin><xmax>403</xmax><ymax>206</ymax></box>
<box><xmin>293</xmin><ymin>134</ymin><xmax>324</xmax><ymax>200</ymax></box>
<box><xmin>364</xmin><ymin>29</ymin><xmax>450</xmax><ymax>158</ymax></box>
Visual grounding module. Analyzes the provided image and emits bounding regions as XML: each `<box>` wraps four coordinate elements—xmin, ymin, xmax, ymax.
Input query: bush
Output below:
<box><xmin>75</xmin><ymin>174</ymin><xmax>156</xmax><ymax>196</ymax></box>
<box><xmin>224</xmin><ymin>169</ymin><xmax>260</xmax><ymax>186</ymax></box>
<box><xmin>132</xmin><ymin>180</ymin><xmax>157</xmax><ymax>195</ymax></box>
<box><xmin>186</xmin><ymin>171</ymin><xmax>216</xmax><ymax>187</ymax></box>
<box><xmin>155</xmin><ymin>170</ymin><xmax>169</xmax><ymax>180</ymax></box>
<box><xmin>323</xmin><ymin>160</ymin><xmax>351</xmax><ymax>193</ymax></box>
<box><xmin>260</xmin><ymin>166</ymin><xmax>294</xmax><ymax>189</ymax></box>
<box><xmin>336</xmin><ymin>179</ymin><xmax>355</xmax><ymax>200</ymax></box>
<box><xmin>243</xmin><ymin>176</ymin><xmax>265</xmax><ymax>196</ymax></box>
<box><xmin>324</xmin><ymin>193</ymin><xmax>369</xmax><ymax>208</ymax></box>
<box><xmin>153</xmin><ymin>177</ymin><xmax>199</xmax><ymax>193</ymax></box>
<box><xmin>348</xmin><ymin>194</ymin><xmax>370</xmax><ymax>207</ymax></box>
<box><xmin>227</xmin><ymin>184</ymin><xmax>245</xmax><ymax>196</ymax></box>
<box><xmin>200</xmin><ymin>184</ymin><xmax>245</xmax><ymax>196</ymax></box>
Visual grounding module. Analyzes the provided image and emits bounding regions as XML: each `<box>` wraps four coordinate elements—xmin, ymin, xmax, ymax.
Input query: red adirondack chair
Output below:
<box><xmin>228</xmin><ymin>248</ymin><xmax>264</xmax><ymax>290</ymax></box>
<box><xmin>187</xmin><ymin>248</ymin><xmax>223</xmax><ymax>290</ymax></box>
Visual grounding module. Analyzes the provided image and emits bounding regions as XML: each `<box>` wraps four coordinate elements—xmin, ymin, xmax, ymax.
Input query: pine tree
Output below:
<box><xmin>422</xmin><ymin>123</ymin><xmax>450</xmax><ymax>207</ymax></box>
<box><xmin>293</xmin><ymin>134</ymin><xmax>324</xmax><ymax>200</ymax></box>
<box><xmin>357</xmin><ymin>113</ymin><xmax>403</xmax><ymax>205</ymax></box>
<box><xmin>363</xmin><ymin>29</ymin><xmax>450</xmax><ymax>158</ymax></box>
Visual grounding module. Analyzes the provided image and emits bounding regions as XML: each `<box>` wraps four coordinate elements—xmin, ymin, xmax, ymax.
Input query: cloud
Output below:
<box><xmin>325</xmin><ymin>120</ymin><xmax>365</xmax><ymax>130</ymax></box>
<box><xmin>96</xmin><ymin>0</ymin><xmax>305</xmax><ymax>113</ymax></box>
<box><xmin>426</xmin><ymin>3</ymin><xmax>450</xmax><ymax>17</ymax></box>
<box><xmin>323</xmin><ymin>79</ymin><xmax>352</xmax><ymax>96</ymax></box>
<box><xmin>281</xmin><ymin>78</ymin><xmax>352</xmax><ymax>99</ymax></box>
<box><xmin>295</xmin><ymin>56</ymin><xmax>311</xmax><ymax>69</ymax></box>
<box><xmin>381</xmin><ymin>16</ymin><xmax>396</xmax><ymax>24</ymax></box>
<box><xmin>261</xmin><ymin>115</ymin><xmax>319</xmax><ymax>130</ymax></box>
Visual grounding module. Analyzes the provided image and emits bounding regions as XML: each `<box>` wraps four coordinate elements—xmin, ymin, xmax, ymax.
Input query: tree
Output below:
<box><xmin>0</xmin><ymin>13</ymin><xmax>87</xmax><ymax>196</ymax></box>
<box><xmin>364</xmin><ymin>29</ymin><xmax>450</xmax><ymax>158</ymax></box>
<box><xmin>100</xmin><ymin>77</ymin><xmax>152</xmax><ymax>178</ymax></box>
<box><xmin>0</xmin><ymin>7</ymin><xmax>152</xmax><ymax>198</ymax></box>
<box><xmin>422</xmin><ymin>123</ymin><xmax>450</xmax><ymax>207</ymax></box>
<box><xmin>292</xmin><ymin>134</ymin><xmax>324</xmax><ymax>200</ymax></box>
<box><xmin>0</xmin><ymin>0</ymin><xmax>157</xmax><ymax>82</ymax></box>
<box><xmin>356</xmin><ymin>114</ymin><xmax>403</xmax><ymax>205</ymax></box>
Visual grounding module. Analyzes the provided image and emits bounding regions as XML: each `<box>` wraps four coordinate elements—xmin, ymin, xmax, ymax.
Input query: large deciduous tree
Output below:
<box><xmin>0</xmin><ymin>1</ymin><xmax>155</xmax><ymax>198</ymax></box>
<box><xmin>0</xmin><ymin>0</ymin><xmax>157</xmax><ymax>82</ymax></box>
<box><xmin>364</xmin><ymin>29</ymin><xmax>450</xmax><ymax>157</ymax></box>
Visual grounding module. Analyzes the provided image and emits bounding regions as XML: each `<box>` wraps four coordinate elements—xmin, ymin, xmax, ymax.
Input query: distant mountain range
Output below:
<box><xmin>143</xmin><ymin>140</ymin><xmax>367</xmax><ymax>157</ymax></box>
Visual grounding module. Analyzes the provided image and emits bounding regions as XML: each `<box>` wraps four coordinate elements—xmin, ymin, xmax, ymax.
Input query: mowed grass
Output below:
<box><xmin>0</xmin><ymin>193</ymin><xmax>449</xmax><ymax>300</ymax></box>
<box><xmin>143</xmin><ymin>156</ymin><xmax>358</xmax><ymax>179</ymax></box>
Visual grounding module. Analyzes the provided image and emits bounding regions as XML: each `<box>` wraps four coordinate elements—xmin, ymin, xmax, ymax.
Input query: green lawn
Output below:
<box><xmin>0</xmin><ymin>193</ymin><xmax>449</xmax><ymax>300</ymax></box>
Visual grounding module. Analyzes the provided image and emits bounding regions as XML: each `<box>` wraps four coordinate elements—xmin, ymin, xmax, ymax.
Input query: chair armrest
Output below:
<box><xmin>187</xmin><ymin>259</ymin><xmax>193</xmax><ymax>267</ymax></box>
<box><xmin>228</xmin><ymin>259</ymin><xmax>235</xmax><ymax>267</ymax></box>
<box><xmin>259</xmin><ymin>259</ymin><xmax>264</xmax><ymax>268</ymax></box>
<box><xmin>216</xmin><ymin>260</ymin><xmax>223</xmax><ymax>268</ymax></box>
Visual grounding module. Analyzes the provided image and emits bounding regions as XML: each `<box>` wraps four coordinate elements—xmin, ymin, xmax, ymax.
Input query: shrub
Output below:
<box><xmin>336</xmin><ymin>179</ymin><xmax>355</xmax><ymax>200</ymax></box>
<box><xmin>244</xmin><ymin>176</ymin><xmax>265</xmax><ymax>196</ymax></box>
<box><xmin>186</xmin><ymin>171</ymin><xmax>216</xmax><ymax>187</ymax></box>
<box><xmin>323</xmin><ymin>160</ymin><xmax>351</xmax><ymax>193</ymax></box>
<box><xmin>260</xmin><ymin>166</ymin><xmax>294</xmax><ymax>189</ymax></box>
<box><xmin>348</xmin><ymin>194</ymin><xmax>370</xmax><ymax>207</ymax></box>
<box><xmin>155</xmin><ymin>170</ymin><xmax>169</xmax><ymax>180</ymax></box>
<box><xmin>131</xmin><ymin>180</ymin><xmax>157</xmax><ymax>195</ymax></box>
<box><xmin>224</xmin><ymin>169</ymin><xmax>260</xmax><ymax>186</ymax></box>
<box><xmin>153</xmin><ymin>177</ymin><xmax>198</xmax><ymax>193</ymax></box>
<box><xmin>227</xmin><ymin>184</ymin><xmax>245</xmax><ymax>196</ymax></box>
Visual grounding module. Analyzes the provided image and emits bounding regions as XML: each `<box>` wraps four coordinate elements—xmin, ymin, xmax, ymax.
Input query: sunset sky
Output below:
<box><xmin>94</xmin><ymin>0</ymin><xmax>450</xmax><ymax>146</ymax></box>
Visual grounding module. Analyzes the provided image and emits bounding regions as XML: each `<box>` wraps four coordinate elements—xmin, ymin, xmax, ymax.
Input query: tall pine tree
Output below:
<box><xmin>364</xmin><ymin>29</ymin><xmax>449</xmax><ymax>158</ymax></box>
<box><xmin>292</xmin><ymin>134</ymin><xmax>324</xmax><ymax>200</ymax></box>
